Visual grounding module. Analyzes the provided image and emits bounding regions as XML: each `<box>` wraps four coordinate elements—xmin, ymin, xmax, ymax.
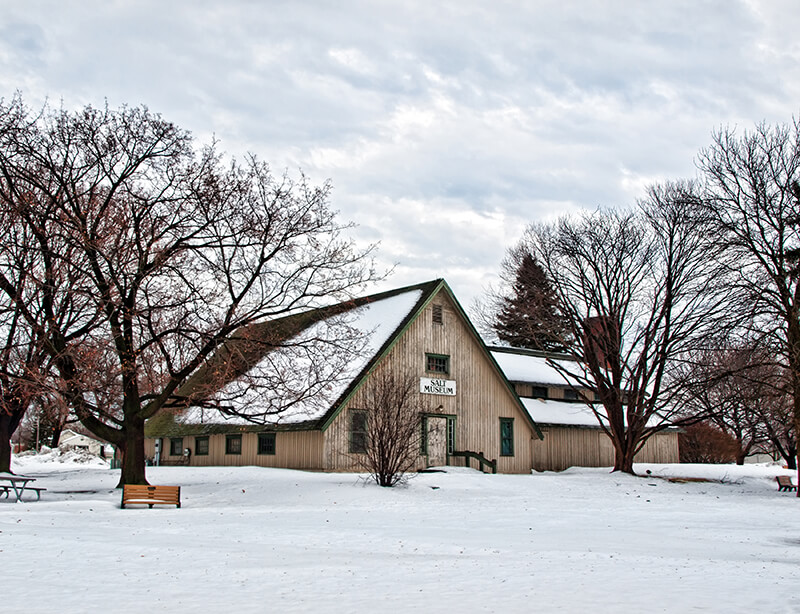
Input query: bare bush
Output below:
<box><xmin>351</xmin><ymin>371</ymin><xmax>427</xmax><ymax>487</ymax></box>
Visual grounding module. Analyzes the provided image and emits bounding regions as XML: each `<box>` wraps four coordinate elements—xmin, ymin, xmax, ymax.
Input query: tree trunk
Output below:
<box><xmin>117</xmin><ymin>416</ymin><xmax>148</xmax><ymax>488</ymax></box>
<box><xmin>49</xmin><ymin>424</ymin><xmax>63</xmax><ymax>449</ymax></box>
<box><xmin>0</xmin><ymin>413</ymin><xmax>15</xmax><ymax>473</ymax></box>
<box><xmin>611</xmin><ymin>439</ymin><xmax>636</xmax><ymax>474</ymax></box>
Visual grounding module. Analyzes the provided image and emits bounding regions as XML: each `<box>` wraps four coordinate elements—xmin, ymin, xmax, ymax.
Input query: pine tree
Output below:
<box><xmin>494</xmin><ymin>254</ymin><xmax>568</xmax><ymax>351</ymax></box>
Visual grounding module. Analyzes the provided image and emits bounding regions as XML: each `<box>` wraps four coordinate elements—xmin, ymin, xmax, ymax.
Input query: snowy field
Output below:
<box><xmin>4</xmin><ymin>451</ymin><xmax>800</xmax><ymax>613</ymax></box>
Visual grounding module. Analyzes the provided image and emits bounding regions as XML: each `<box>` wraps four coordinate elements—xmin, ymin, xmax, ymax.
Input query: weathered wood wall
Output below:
<box><xmin>323</xmin><ymin>289</ymin><xmax>537</xmax><ymax>474</ymax></box>
<box><xmin>531</xmin><ymin>426</ymin><xmax>679</xmax><ymax>472</ymax></box>
<box><xmin>145</xmin><ymin>430</ymin><xmax>324</xmax><ymax>469</ymax></box>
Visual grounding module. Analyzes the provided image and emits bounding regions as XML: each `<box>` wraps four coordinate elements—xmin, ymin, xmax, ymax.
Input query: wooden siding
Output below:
<box><xmin>145</xmin><ymin>430</ymin><xmax>324</xmax><ymax>469</ymax></box>
<box><xmin>531</xmin><ymin>426</ymin><xmax>679</xmax><ymax>472</ymax></box>
<box><xmin>323</xmin><ymin>288</ymin><xmax>536</xmax><ymax>474</ymax></box>
<box><xmin>513</xmin><ymin>382</ymin><xmax>595</xmax><ymax>402</ymax></box>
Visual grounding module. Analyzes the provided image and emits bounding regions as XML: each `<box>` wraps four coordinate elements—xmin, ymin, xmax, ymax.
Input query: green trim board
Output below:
<box><xmin>500</xmin><ymin>418</ymin><xmax>514</xmax><ymax>456</ymax></box>
<box><xmin>319</xmin><ymin>279</ymin><xmax>541</xmax><ymax>438</ymax></box>
<box><xmin>146</xmin><ymin>278</ymin><xmax>542</xmax><ymax>446</ymax></box>
<box><xmin>420</xmin><ymin>413</ymin><xmax>457</xmax><ymax>456</ymax></box>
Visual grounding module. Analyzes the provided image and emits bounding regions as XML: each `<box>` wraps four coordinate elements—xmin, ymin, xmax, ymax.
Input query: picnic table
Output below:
<box><xmin>0</xmin><ymin>473</ymin><xmax>45</xmax><ymax>502</ymax></box>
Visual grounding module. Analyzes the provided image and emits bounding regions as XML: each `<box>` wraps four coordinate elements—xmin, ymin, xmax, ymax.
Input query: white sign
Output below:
<box><xmin>420</xmin><ymin>377</ymin><xmax>457</xmax><ymax>396</ymax></box>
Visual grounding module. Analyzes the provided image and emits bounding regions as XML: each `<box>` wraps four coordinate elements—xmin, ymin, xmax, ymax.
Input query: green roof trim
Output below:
<box><xmin>318</xmin><ymin>279</ymin><xmax>542</xmax><ymax>440</ymax></box>
<box><xmin>146</xmin><ymin>277</ymin><xmax>541</xmax><ymax>441</ymax></box>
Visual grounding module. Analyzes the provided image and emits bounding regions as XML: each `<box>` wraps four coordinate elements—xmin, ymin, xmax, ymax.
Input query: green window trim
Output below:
<box><xmin>195</xmin><ymin>436</ymin><xmax>209</xmax><ymax>456</ymax></box>
<box><xmin>420</xmin><ymin>414</ymin><xmax>457</xmax><ymax>456</ymax></box>
<box><xmin>225</xmin><ymin>434</ymin><xmax>242</xmax><ymax>455</ymax></box>
<box><xmin>500</xmin><ymin>418</ymin><xmax>514</xmax><ymax>457</ymax></box>
<box><xmin>349</xmin><ymin>409</ymin><xmax>368</xmax><ymax>454</ymax></box>
<box><xmin>258</xmin><ymin>432</ymin><xmax>276</xmax><ymax>455</ymax></box>
<box><xmin>169</xmin><ymin>437</ymin><xmax>183</xmax><ymax>456</ymax></box>
<box><xmin>446</xmin><ymin>416</ymin><xmax>456</xmax><ymax>454</ymax></box>
<box><xmin>425</xmin><ymin>353</ymin><xmax>450</xmax><ymax>375</ymax></box>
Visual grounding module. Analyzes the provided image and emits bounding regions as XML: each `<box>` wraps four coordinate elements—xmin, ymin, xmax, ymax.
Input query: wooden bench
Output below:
<box><xmin>776</xmin><ymin>476</ymin><xmax>797</xmax><ymax>492</ymax></box>
<box><xmin>121</xmin><ymin>484</ymin><xmax>181</xmax><ymax>508</ymax></box>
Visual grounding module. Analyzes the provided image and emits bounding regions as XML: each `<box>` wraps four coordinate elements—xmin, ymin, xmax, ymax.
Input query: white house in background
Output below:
<box><xmin>58</xmin><ymin>429</ymin><xmax>108</xmax><ymax>457</ymax></box>
<box><xmin>489</xmin><ymin>346</ymin><xmax>680</xmax><ymax>471</ymax></box>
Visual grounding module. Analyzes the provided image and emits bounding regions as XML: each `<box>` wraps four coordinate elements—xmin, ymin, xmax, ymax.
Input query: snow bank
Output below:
<box><xmin>3</xmin><ymin>458</ymin><xmax>799</xmax><ymax>613</ymax></box>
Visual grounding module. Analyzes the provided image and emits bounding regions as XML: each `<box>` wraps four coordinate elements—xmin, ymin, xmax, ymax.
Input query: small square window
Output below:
<box><xmin>258</xmin><ymin>432</ymin><xmax>276</xmax><ymax>455</ymax></box>
<box><xmin>226</xmin><ymin>434</ymin><xmax>242</xmax><ymax>455</ymax></box>
<box><xmin>169</xmin><ymin>438</ymin><xmax>183</xmax><ymax>456</ymax></box>
<box><xmin>426</xmin><ymin>354</ymin><xmax>449</xmax><ymax>374</ymax></box>
<box><xmin>195</xmin><ymin>436</ymin><xmax>209</xmax><ymax>456</ymax></box>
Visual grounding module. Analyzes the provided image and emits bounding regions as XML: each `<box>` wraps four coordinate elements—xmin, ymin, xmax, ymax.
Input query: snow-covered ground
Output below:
<box><xmin>4</xmin><ymin>451</ymin><xmax>799</xmax><ymax>613</ymax></box>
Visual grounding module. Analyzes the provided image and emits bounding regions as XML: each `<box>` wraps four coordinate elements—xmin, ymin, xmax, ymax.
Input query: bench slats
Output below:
<box><xmin>121</xmin><ymin>484</ymin><xmax>181</xmax><ymax>508</ymax></box>
<box><xmin>777</xmin><ymin>476</ymin><xmax>797</xmax><ymax>492</ymax></box>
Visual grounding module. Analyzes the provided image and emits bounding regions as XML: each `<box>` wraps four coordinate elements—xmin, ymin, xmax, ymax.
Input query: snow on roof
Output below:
<box><xmin>522</xmin><ymin>398</ymin><xmax>607</xmax><ymax>427</ymax></box>
<box><xmin>177</xmin><ymin>289</ymin><xmax>424</xmax><ymax>427</ymax></box>
<box><xmin>490</xmin><ymin>349</ymin><xmax>575</xmax><ymax>385</ymax></box>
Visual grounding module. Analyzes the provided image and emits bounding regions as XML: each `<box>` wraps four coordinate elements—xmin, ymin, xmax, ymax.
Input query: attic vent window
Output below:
<box><xmin>432</xmin><ymin>304</ymin><xmax>443</xmax><ymax>324</ymax></box>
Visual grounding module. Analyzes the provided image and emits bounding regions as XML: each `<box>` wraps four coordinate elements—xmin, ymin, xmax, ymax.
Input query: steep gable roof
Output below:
<box><xmin>148</xmin><ymin>280</ymin><xmax>440</xmax><ymax>435</ymax></box>
<box><xmin>147</xmin><ymin>279</ymin><xmax>540</xmax><ymax>439</ymax></box>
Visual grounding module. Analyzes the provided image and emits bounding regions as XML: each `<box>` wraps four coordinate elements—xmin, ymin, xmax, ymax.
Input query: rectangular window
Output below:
<box><xmin>426</xmin><ymin>353</ymin><xmax>449</xmax><ymax>374</ymax></box>
<box><xmin>349</xmin><ymin>410</ymin><xmax>368</xmax><ymax>454</ymax></box>
<box><xmin>500</xmin><ymin>418</ymin><xmax>514</xmax><ymax>457</ymax></box>
<box><xmin>195</xmin><ymin>436</ymin><xmax>209</xmax><ymax>456</ymax></box>
<box><xmin>446</xmin><ymin>417</ymin><xmax>456</xmax><ymax>454</ymax></box>
<box><xmin>226</xmin><ymin>434</ymin><xmax>242</xmax><ymax>455</ymax></box>
<box><xmin>258</xmin><ymin>432</ymin><xmax>276</xmax><ymax>455</ymax></box>
<box><xmin>563</xmin><ymin>388</ymin><xmax>579</xmax><ymax>401</ymax></box>
<box><xmin>530</xmin><ymin>386</ymin><xmax>548</xmax><ymax>399</ymax></box>
<box><xmin>432</xmin><ymin>304</ymin><xmax>443</xmax><ymax>324</ymax></box>
<box><xmin>169</xmin><ymin>437</ymin><xmax>183</xmax><ymax>456</ymax></box>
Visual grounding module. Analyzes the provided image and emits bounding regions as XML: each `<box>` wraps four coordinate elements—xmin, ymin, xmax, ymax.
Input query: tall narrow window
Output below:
<box><xmin>432</xmin><ymin>304</ymin><xmax>443</xmax><ymax>324</ymax></box>
<box><xmin>349</xmin><ymin>410</ymin><xmax>368</xmax><ymax>454</ymax></box>
<box><xmin>446</xmin><ymin>417</ymin><xmax>456</xmax><ymax>454</ymax></box>
<box><xmin>500</xmin><ymin>418</ymin><xmax>514</xmax><ymax>457</ymax></box>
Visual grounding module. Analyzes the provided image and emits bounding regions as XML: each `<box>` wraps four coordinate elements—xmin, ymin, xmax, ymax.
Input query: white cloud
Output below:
<box><xmin>1</xmin><ymin>0</ymin><xmax>799</xmax><ymax>304</ymax></box>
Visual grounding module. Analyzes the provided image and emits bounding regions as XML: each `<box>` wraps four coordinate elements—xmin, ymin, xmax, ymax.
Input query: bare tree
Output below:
<box><xmin>696</xmin><ymin>118</ymin><xmax>800</xmax><ymax>489</ymax></box>
<box><xmin>351</xmin><ymin>371</ymin><xmax>427</xmax><ymax>487</ymax></box>
<box><xmin>0</xmin><ymin>168</ymin><xmax>99</xmax><ymax>472</ymax></box>
<box><xmin>519</xmin><ymin>182</ymin><xmax>724</xmax><ymax>474</ymax></box>
<box><xmin>0</xmin><ymin>96</ymin><xmax>381</xmax><ymax>486</ymax></box>
<box><xmin>677</xmin><ymin>344</ymin><xmax>769</xmax><ymax>464</ymax></box>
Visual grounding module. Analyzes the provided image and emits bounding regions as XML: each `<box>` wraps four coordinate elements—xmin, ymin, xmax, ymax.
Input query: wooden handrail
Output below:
<box><xmin>447</xmin><ymin>450</ymin><xmax>497</xmax><ymax>474</ymax></box>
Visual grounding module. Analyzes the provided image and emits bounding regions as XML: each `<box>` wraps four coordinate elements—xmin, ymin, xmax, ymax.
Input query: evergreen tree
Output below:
<box><xmin>494</xmin><ymin>253</ymin><xmax>568</xmax><ymax>351</ymax></box>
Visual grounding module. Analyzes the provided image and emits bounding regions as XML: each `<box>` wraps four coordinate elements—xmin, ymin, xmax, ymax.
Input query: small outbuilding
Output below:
<box><xmin>58</xmin><ymin>429</ymin><xmax>108</xmax><ymax>457</ymax></box>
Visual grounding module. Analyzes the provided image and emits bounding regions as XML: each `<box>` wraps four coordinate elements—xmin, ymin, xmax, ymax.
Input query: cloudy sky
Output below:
<box><xmin>2</xmin><ymin>1</ymin><xmax>799</xmax><ymax>306</ymax></box>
